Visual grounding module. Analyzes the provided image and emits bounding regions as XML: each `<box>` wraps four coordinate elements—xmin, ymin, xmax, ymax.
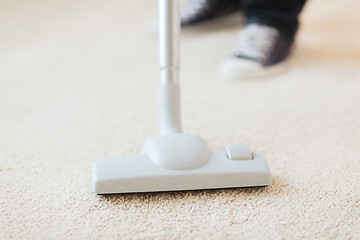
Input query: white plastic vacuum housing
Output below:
<box><xmin>92</xmin><ymin>0</ymin><xmax>271</xmax><ymax>194</ymax></box>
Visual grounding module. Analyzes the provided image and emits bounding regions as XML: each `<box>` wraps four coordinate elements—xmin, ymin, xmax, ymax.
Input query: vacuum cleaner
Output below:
<box><xmin>92</xmin><ymin>0</ymin><xmax>271</xmax><ymax>194</ymax></box>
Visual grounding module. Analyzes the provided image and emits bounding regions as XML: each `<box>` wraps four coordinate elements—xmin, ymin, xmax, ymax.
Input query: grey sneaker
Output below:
<box><xmin>181</xmin><ymin>0</ymin><xmax>241</xmax><ymax>26</ymax></box>
<box><xmin>220</xmin><ymin>23</ymin><xmax>295</xmax><ymax>78</ymax></box>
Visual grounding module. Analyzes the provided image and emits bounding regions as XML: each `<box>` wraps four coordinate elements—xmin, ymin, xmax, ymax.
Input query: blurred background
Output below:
<box><xmin>1</xmin><ymin>0</ymin><xmax>359</xmax><ymax>82</ymax></box>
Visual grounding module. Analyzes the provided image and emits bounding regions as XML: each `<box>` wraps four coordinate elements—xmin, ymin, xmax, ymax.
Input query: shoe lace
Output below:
<box><xmin>233</xmin><ymin>24</ymin><xmax>279</xmax><ymax>61</ymax></box>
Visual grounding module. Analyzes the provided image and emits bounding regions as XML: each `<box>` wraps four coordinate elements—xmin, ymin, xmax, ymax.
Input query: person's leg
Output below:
<box><xmin>243</xmin><ymin>0</ymin><xmax>307</xmax><ymax>37</ymax></box>
<box><xmin>180</xmin><ymin>0</ymin><xmax>242</xmax><ymax>26</ymax></box>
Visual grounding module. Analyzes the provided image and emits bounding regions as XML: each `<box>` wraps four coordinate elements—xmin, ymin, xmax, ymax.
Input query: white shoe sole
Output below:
<box><xmin>219</xmin><ymin>56</ymin><xmax>291</xmax><ymax>80</ymax></box>
<box><xmin>219</xmin><ymin>45</ymin><xmax>302</xmax><ymax>80</ymax></box>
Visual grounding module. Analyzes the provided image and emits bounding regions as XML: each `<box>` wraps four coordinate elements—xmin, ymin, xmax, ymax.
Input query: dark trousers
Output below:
<box><xmin>240</xmin><ymin>0</ymin><xmax>307</xmax><ymax>37</ymax></box>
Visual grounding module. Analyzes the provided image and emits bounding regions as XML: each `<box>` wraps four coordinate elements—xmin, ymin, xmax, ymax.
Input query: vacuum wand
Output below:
<box><xmin>159</xmin><ymin>0</ymin><xmax>180</xmax><ymax>85</ymax></box>
<box><xmin>158</xmin><ymin>0</ymin><xmax>182</xmax><ymax>135</ymax></box>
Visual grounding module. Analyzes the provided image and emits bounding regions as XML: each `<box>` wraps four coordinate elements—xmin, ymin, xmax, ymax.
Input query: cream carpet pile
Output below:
<box><xmin>1</xmin><ymin>0</ymin><xmax>359</xmax><ymax>239</ymax></box>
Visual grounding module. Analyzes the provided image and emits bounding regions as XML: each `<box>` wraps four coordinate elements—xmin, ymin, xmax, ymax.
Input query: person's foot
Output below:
<box><xmin>220</xmin><ymin>23</ymin><xmax>295</xmax><ymax>78</ymax></box>
<box><xmin>181</xmin><ymin>0</ymin><xmax>241</xmax><ymax>26</ymax></box>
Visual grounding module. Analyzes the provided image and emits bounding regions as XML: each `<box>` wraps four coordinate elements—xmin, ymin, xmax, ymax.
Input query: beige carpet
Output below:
<box><xmin>1</xmin><ymin>0</ymin><xmax>360</xmax><ymax>239</ymax></box>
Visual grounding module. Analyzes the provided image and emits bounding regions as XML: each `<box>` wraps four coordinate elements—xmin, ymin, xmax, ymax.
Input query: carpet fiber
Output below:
<box><xmin>1</xmin><ymin>0</ymin><xmax>359</xmax><ymax>239</ymax></box>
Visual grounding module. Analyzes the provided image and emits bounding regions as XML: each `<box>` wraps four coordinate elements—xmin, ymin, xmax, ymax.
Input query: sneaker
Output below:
<box><xmin>181</xmin><ymin>0</ymin><xmax>241</xmax><ymax>26</ymax></box>
<box><xmin>220</xmin><ymin>23</ymin><xmax>295</xmax><ymax>78</ymax></box>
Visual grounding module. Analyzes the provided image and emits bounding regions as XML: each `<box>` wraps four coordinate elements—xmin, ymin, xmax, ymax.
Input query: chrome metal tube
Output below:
<box><xmin>159</xmin><ymin>0</ymin><xmax>180</xmax><ymax>85</ymax></box>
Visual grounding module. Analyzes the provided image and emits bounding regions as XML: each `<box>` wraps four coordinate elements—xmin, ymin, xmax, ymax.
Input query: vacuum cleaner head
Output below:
<box><xmin>93</xmin><ymin>134</ymin><xmax>271</xmax><ymax>194</ymax></box>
